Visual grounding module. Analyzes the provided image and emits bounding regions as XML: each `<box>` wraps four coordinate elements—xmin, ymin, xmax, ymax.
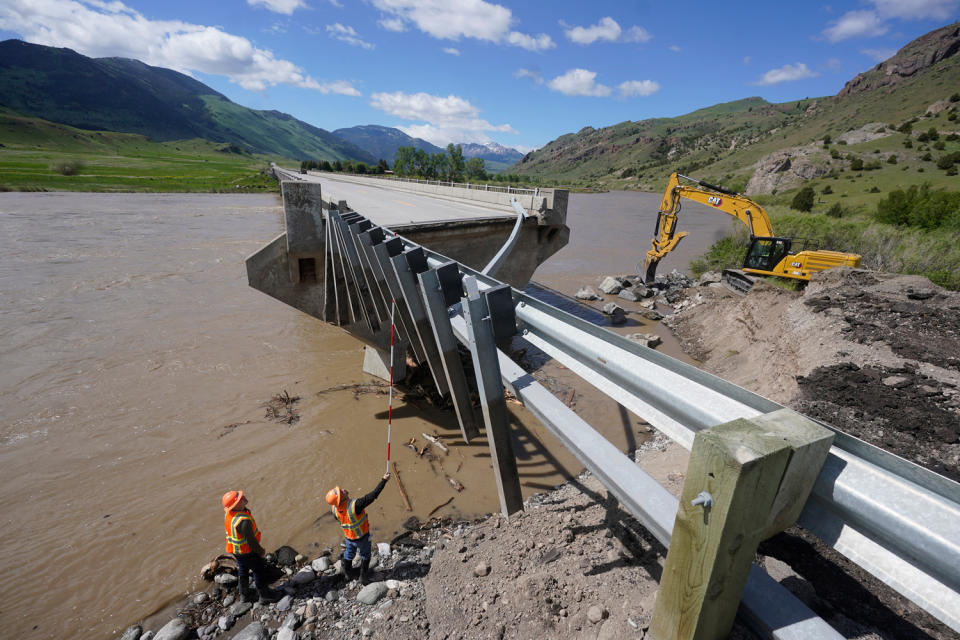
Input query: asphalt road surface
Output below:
<box><xmin>291</xmin><ymin>171</ymin><xmax>516</xmax><ymax>226</ymax></box>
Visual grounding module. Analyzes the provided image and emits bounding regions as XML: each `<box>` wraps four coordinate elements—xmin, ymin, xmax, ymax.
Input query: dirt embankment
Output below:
<box><xmin>666</xmin><ymin>269</ymin><xmax>960</xmax><ymax>481</ymax></box>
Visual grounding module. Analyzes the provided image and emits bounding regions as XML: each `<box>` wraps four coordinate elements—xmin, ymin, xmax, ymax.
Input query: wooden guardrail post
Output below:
<box><xmin>650</xmin><ymin>410</ymin><xmax>833</xmax><ymax>640</ymax></box>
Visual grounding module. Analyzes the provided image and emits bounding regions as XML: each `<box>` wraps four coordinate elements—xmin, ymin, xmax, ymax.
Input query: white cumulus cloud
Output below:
<box><xmin>370</xmin><ymin>91</ymin><xmax>516</xmax><ymax>146</ymax></box>
<box><xmin>372</xmin><ymin>0</ymin><xmax>553</xmax><ymax>51</ymax></box>
<box><xmin>755</xmin><ymin>63</ymin><xmax>819</xmax><ymax>86</ymax></box>
<box><xmin>822</xmin><ymin>10</ymin><xmax>889</xmax><ymax>42</ymax></box>
<box><xmin>563</xmin><ymin>17</ymin><xmax>651</xmax><ymax>45</ymax></box>
<box><xmin>443</xmin><ymin>47</ymin><xmax>460</xmax><ymax>55</ymax></box>
<box><xmin>0</xmin><ymin>0</ymin><xmax>359</xmax><ymax>94</ymax></box>
<box><xmin>822</xmin><ymin>0</ymin><xmax>959</xmax><ymax>42</ymax></box>
<box><xmin>548</xmin><ymin>69</ymin><xmax>611</xmax><ymax>97</ymax></box>
<box><xmin>326</xmin><ymin>23</ymin><xmax>374</xmax><ymax>49</ymax></box>
<box><xmin>247</xmin><ymin>0</ymin><xmax>307</xmax><ymax>15</ymax></box>
<box><xmin>618</xmin><ymin>80</ymin><xmax>660</xmax><ymax>97</ymax></box>
<box><xmin>514</xmin><ymin>68</ymin><xmax>544</xmax><ymax>85</ymax></box>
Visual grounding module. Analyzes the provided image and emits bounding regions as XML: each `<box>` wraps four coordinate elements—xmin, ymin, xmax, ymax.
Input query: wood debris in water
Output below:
<box><xmin>315</xmin><ymin>382</ymin><xmax>389</xmax><ymax>399</ymax></box>
<box><xmin>404</xmin><ymin>437</ymin><xmax>433</xmax><ymax>458</ymax></box>
<box><xmin>422</xmin><ymin>432</ymin><xmax>449</xmax><ymax>453</ymax></box>
<box><xmin>219</xmin><ymin>420</ymin><xmax>252</xmax><ymax>438</ymax></box>
<box><xmin>263</xmin><ymin>390</ymin><xmax>300</xmax><ymax>424</ymax></box>
<box><xmin>392</xmin><ymin>462</ymin><xmax>413</xmax><ymax>512</ymax></box>
<box><xmin>446</xmin><ymin>475</ymin><xmax>465</xmax><ymax>492</ymax></box>
<box><xmin>428</xmin><ymin>497</ymin><xmax>454</xmax><ymax>516</ymax></box>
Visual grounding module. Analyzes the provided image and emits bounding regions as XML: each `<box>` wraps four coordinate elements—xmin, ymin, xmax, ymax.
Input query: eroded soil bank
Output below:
<box><xmin>666</xmin><ymin>268</ymin><xmax>960</xmax><ymax>482</ymax></box>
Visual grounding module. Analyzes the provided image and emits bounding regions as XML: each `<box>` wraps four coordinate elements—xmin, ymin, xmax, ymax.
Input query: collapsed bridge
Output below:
<box><xmin>246</xmin><ymin>168</ymin><xmax>960</xmax><ymax>640</ymax></box>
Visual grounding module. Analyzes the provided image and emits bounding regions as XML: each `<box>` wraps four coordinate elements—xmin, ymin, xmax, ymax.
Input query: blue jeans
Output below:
<box><xmin>235</xmin><ymin>552</ymin><xmax>272</xmax><ymax>590</ymax></box>
<box><xmin>343</xmin><ymin>534</ymin><xmax>371</xmax><ymax>562</ymax></box>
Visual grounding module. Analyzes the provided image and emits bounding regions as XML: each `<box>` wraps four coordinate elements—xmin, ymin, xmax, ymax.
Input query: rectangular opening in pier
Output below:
<box><xmin>298</xmin><ymin>257</ymin><xmax>317</xmax><ymax>284</ymax></box>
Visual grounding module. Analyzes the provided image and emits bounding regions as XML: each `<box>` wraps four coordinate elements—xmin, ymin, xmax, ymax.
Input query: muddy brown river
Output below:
<box><xmin>0</xmin><ymin>190</ymin><xmax>735</xmax><ymax>639</ymax></box>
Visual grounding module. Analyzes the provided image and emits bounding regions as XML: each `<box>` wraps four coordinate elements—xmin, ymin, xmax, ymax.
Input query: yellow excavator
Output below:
<box><xmin>642</xmin><ymin>172</ymin><xmax>862</xmax><ymax>293</ymax></box>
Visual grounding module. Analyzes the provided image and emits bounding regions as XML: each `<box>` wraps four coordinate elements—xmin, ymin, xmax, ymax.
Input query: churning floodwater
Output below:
<box><xmin>0</xmin><ymin>190</ymin><xmax>735</xmax><ymax>639</ymax></box>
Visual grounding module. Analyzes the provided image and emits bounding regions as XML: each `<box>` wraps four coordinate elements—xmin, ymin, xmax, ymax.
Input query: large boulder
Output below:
<box><xmin>153</xmin><ymin>619</ymin><xmax>190</xmax><ymax>640</ymax></box>
<box><xmin>357</xmin><ymin>582</ymin><xmax>389</xmax><ymax>605</ymax></box>
<box><xmin>575</xmin><ymin>286</ymin><xmax>599</xmax><ymax>300</ymax></box>
<box><xmin>119</xmin><ymin>625</ymin><xmax>142</xmax><ymax>640</ymax></box>
<box><xmin>598</xmin><ymin>277</ymin><xmax>624</xmax><ymax>295</ymax></box>
<box><xmin>233</xmin><ymin>622</ymin><xmax>269</xmax><ymax>640</ymax></box>
<box><xmin>601</xmin><ymin>302</ymin><xmax>627</xmax><ymax>325</ymax></box>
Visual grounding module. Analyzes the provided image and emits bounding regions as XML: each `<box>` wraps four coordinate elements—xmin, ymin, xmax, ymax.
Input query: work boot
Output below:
<box><xmin>342</xmin><ymin>559</ymin><xmax>357</xmax><ymax>582</ymax></box>
<box><xmin>257</xmin><ymin>586</ymin><xmax>283</xmax><ymax>604</ymax></box>
<box><xmin>359</xmin><ymin>557</ymin><xmax>372</xmax><ymax>585</ymax></box>
<box><xmin>238</xmin><ymin>575</ymin><xmax>257</xmax><ymax>603</ymax></box>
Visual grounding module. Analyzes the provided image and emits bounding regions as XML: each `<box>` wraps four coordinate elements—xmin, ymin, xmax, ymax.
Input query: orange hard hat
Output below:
<box><xmin>222</xmin><ymin>490</ymin><xmax>244</xmax><ymax>511</ymax></box>
<box><xmin>325</xmin><ymin>486</ymin><xmax>343</xmax><ymax>507</ymax></box>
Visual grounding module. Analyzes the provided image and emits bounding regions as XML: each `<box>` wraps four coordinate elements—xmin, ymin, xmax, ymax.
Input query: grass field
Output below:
<box><xmin>0</xmin><ymin>109</ymin><xmax>280</xmax><ymax>193</ymax></box>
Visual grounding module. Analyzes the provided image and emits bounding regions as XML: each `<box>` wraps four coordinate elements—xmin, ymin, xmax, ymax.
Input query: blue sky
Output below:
<box><xmin>2</xmin><ymin>0</ymin><xmax>958</xmax><ymax>151</ymax></box>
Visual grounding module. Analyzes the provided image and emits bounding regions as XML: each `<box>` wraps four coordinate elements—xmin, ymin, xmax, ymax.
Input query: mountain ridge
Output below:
<box><xmin>0</xmin><ymin>39</ymin><xmax>375</xmax><ymax>163</ymax></box>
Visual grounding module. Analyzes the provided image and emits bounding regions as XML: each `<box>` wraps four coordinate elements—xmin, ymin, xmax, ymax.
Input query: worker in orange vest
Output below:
<box><xmin>222</xmin><ymin>490</ymin><xmax>282</xmax><ymax>603</ymax></box>
<box><xmin>325</xmin><ymin>472</ymin><xmax>390</xmax><ymax>584</ymax></box>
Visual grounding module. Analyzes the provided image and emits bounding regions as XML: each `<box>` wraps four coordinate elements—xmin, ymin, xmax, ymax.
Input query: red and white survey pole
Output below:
<box><xmin>385</xmin><ymin>299</ymin><xmax>395</xmax><ymax>474</ymax></box>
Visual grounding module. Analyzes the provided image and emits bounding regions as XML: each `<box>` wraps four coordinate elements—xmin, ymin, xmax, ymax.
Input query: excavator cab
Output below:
<box><xmin>742</xmin><ymin>237</ymin><xmax>792</xmax><ymax>272</ymax></box>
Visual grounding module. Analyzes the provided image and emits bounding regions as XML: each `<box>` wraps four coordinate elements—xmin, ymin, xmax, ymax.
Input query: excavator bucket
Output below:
<box><xmin>643</xmin><ymin>257</ymin><xmax>660</xmax><ymax>285</ymax></box>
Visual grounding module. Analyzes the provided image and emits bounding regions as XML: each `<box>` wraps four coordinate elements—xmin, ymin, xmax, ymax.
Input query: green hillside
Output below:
<box><xmin>0</xmin><ymin>107</ymin><xmax>277</xmax><ymax>192</ymax></box>
<box><xmin>0</xmin><ymin>39</ymin><xmax>373</xmax><ymax>163</ymax></box>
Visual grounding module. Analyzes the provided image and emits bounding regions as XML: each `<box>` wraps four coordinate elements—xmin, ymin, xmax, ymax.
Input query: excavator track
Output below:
<box><xmin>721</xmin><ymin>269</ymin><xmax>756</xmax><ymax>295</ymax></box>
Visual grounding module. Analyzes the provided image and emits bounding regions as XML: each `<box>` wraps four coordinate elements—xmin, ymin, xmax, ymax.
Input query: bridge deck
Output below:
<box><xmin>297</xmin><ymin>172</ymin><xmax>515</xmax><ymax>226</ymax></box>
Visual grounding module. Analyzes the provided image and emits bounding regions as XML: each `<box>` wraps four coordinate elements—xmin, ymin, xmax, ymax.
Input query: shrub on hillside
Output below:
<box><xmin>875</xmin><ymin>183</ymin><xmax>960</xmax><ymax>229</ymax></box>
<box><xmin>850</xmin><ymin>158</ymin><xmax>864</xmax><ymax>171</ymax></box>
<box><xmin>936</xmin><ymin>152</ymin><xmax>960</xmax><ymax>170</ymax></box>
<box><xmin>50</xmin><ymin>160</ymin><xmax>84</xmax><ymax>176</ymax></box>
<box><xmin>826</xmin><ymin>203</ymin><xmax>848</xmax><ymax>218</ymax></box>
<box><xmin>791</xmin><ymin>186</ymin><xmax>816</xmax><ymax>212</ymax></box>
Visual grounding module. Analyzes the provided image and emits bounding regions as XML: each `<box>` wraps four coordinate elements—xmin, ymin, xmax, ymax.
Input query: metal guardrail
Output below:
<box><xmin>437</xmin><ymin>253</ymin><xmax>960</xmax><ymax>634</ymax></box>
<box><xmin>269</xmin><ymin>170</ymin><xmax>960</xmax><ymax>634</ymax></box>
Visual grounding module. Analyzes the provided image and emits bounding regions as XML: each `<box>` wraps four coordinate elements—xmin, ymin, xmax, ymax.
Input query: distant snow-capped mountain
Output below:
<box><xmin>457</xmin><ymin>142</ymin><xmax>524</xmax><ymax>164</ymax></box>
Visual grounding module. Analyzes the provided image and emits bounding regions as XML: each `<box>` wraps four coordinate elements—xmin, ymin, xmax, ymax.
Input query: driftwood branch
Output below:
<box><xmin>392</xmin><ymin>462</ymin><xmax>413</xmax><ymax>511</ymax></box>
<box><xmin>428</xmin><ymin>497</ymin><xmax>454</xmax><ymax>517</ymax></box>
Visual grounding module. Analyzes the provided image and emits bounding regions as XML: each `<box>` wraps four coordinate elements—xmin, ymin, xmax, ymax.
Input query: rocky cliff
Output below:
<box><xmin>837</xmin><ymin>22</ymin><xmax>960</xmax><ymax>97</ymax></box>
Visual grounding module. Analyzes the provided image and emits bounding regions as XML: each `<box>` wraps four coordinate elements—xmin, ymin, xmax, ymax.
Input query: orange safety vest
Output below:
<box><xmin>224</xmin><ymin>509</ymin><xmax>262</xmax><ymax>554</ymax></box>
<box><xmin>333</xmin><ymin>499</ymin><xmax>369</xmax><ymax>540</ymax></box>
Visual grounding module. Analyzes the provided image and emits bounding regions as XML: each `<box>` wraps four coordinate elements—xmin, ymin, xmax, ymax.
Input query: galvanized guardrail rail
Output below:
<box><xmin>267</xmin><ymin>170</ymin><xmax>960</xmax><ymax>637</ymax></box>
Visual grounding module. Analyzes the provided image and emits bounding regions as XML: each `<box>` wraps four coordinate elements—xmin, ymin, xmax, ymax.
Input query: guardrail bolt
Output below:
<box><xmin>691</xmin><ymin>491</ymin><xmax>714</xmax><ymax>508</ymax></box>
